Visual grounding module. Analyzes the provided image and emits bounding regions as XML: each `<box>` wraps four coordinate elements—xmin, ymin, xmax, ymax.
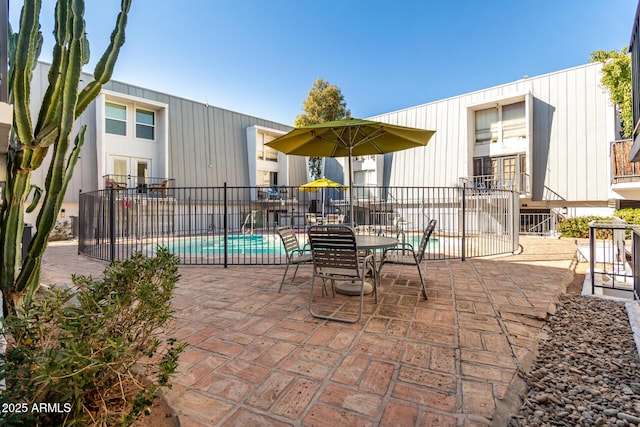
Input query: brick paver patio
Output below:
<box><xmin>41</xmin><ymin>237</ymin><xmax>577</xmax><ymax>426</ymax></box>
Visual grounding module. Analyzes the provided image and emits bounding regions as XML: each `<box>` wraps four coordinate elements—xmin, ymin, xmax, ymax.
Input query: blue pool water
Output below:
<box><xmin>166</xmin><ymin>234</ymin><xmax>286</xmax><ymax>255</ymax></box>
<box><xmin>163</xmin><ymin>233</ymin><xmax>439</xmax><ymax>256</ymax></box>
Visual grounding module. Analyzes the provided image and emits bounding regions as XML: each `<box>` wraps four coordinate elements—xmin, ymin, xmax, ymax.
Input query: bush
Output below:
<box><xmin>0</xmin><ymin>247</ymin><xmax>185</xmax><ymax>426</ymax></box>
<box><xmin>557</xmin><ymin>215</ymin><xmax>612</xmax><ymax>238</ymax></box>
<box><xmin>614</xmin><ymin>207</ymin><xmax>640</xmax><ymax>224</ymax></box>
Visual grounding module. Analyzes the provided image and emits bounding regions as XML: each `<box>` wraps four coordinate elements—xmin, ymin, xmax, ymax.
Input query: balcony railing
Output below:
<box><xmin>461</xmin><ymin>173</ymin><xmax>529</xmax><ymax>194</ymax></box>
<box><xmin>102</xmin><ymin>175</ymin><xmax>175</xmax><ymax>198</ymax></box>
<box><xmin>611</xmin><ymin>139</ymin><xmax>640</xmax><ymax>183</ymax></box>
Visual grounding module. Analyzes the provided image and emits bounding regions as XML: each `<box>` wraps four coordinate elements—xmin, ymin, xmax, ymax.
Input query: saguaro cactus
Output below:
<box><xmin>0</xmin><ymin>0</ymin><xmax>132</xmax><ymax>315</ymax></box>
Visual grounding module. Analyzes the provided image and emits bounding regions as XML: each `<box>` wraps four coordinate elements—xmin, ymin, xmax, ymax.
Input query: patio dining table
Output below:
<box><xmin>334</xmin><ymin>235</ymin><xmax>398</xmax><ymax>296</ymax></box>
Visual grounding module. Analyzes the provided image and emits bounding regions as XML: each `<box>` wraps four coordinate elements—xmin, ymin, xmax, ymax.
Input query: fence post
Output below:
<box><xmin>512</xmin><ymin>191</ymin><xmax>520</xmax><ymax>252</ymax></box>
<box><xmin>461</xmin><ymin>186</ymin><xmax>466</xmax><ymax>261</ymax></box>
<box><xmin>224</xmin><ymin>182</ymin><xmax>228</xmax><ymax>268</ymax></box>
<box><xmin>589</xmin><ymin>223</ymin><xmax>595</xmax><ymax>295</ymax></box>
<box><xmin>109</xmin><ymin>187</ymin><xmax>116</xmax><ymax>263</ymax></box>
<box><xmin>78</xmin><ymin>189</ymin><xmax>82</xmax><ymax>255</ymax></box>
<box><xmin>634</xmin><ymin>230</ymin><xmax>640</xmax><ymax>300</ymax></box>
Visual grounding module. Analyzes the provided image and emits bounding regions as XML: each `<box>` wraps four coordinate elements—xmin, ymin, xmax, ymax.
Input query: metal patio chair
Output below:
<box><xmin>148</xmin><ymin>179</ymin><xmax>169</xmax><ymax>197</ymax></box>
<box><xmin>378</xmin><ymin>219</ymin><xmax>437</xmax><ymax>300</ymax></box>
<box><xmin>277</xmin><ymin>226</ymin><xmax>312</xmax><ymax>293</ymax></box>
<box><xmin>307</xmin><ymin>225</ymin><xmax>378</xmax><ymax>323</ymax></box>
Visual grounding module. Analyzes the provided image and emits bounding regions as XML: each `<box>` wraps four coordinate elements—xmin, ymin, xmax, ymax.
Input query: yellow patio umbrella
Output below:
<box><xmin>299</xmin><ymin>177</ymin><xmax>347</xmax><ymax>219</ymax></box>
<box><xmin>267</xmin><ymin>118</ymin><xmax>436</xmax><ymax>226</ymax></box>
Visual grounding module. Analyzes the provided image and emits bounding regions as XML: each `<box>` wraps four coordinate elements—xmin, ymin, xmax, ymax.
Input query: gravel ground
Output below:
<box><xmin>509</xmin><ymin>295</ymin><xmax>640</xmax><ymax>426</ymax></box>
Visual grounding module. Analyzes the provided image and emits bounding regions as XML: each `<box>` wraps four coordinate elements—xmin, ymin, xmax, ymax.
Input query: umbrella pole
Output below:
<box><xmin>348</xmin><ymin>150</ymin><xmax>354</xmax><ymax>228</ymax></box>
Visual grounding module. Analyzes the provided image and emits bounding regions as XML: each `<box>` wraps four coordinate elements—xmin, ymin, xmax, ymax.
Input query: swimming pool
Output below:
<box><xmin>161</xmin><ymin>233</ymin><xmax>438</xmax><ymax>256</ymax></box>
<box><xmin>165</xmin><ymin>234</ymin><xmax>287</xmax><ymax>255</ymax></box>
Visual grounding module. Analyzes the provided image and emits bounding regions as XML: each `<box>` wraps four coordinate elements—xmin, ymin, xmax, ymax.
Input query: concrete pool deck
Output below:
<box><xmin>41</xmin><ymin>237</ymin><xmax>578</xmax><ymax>426</ymax></box>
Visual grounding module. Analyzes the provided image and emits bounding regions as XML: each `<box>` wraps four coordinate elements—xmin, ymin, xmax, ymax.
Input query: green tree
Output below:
<box><xmin>0</xmin><ymin>0</ymin><xmax>131</xmax><ymax>315</ymax></box>
<box><xmin>294</xmin><ymin>78</ymin><xmax>349</xmax><ymax>179</ymax></box>
<box><xmin>590</xmin><ymin>48</ymin><xmax>632</xmax><ymax>138</ymax></box>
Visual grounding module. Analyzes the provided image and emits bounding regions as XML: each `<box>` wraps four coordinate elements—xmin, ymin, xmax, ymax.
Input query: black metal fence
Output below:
<box><xmin>589</xmin><ymin>219</ymin><xmax>640</xmax><ymax>300</ymax></box>
<box><xmin>633</xmin><ymin>230</ymin><xmax>640</xmax><ymax>300</ymax></box>
<box><xmin>78</xmin><ymin>185</ymin><xmax>520</xmax><ymax>265</ymax></box>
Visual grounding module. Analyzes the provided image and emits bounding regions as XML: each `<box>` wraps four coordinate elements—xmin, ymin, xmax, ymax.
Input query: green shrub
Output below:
<box><xmin>557</xmin><ymin>215</ymin><xmax>612</xmax><ymax>238</ymax></box>
<box><xmin>614</xmin><ymin>207</ymin><xmax>640</xmax><ymax>224</ymax></box>
<box><xmin>0</xmin><ymin>247</ymin><xmax>186</xmax><ymax>426</ymax></box>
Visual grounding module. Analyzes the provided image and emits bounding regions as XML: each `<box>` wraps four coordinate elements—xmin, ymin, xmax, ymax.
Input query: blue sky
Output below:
<box><xmin>10</xmin><ymin>0</ymin><xmax>640</xmax><ymax>125</ymax></box>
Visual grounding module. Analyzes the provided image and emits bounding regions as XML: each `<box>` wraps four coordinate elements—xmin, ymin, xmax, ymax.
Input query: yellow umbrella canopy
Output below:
<box><xmin>299</xmin><ymin>177</ymin><xmax>347</xmax><ymax>192</ymax></box>
<box><xmin>267</xmin><ymin>118</ymin><xmax>436</xmax><ymax>226</ymax></box>
<box><xmin>299</xmin><ymin>177</ymin><xmax>347</xmax><ymax>218</ymax></box>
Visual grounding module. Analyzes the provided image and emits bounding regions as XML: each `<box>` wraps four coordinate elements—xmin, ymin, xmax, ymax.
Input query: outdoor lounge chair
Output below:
<box><xmin>378</xmin><ymin>219</ymin><xmax>437</xmax><ymax>300</ymax></box>
<box><xmin>277</xmin><ymin>226</ymin><xmax>312</xmax><ymax>292</ymax></box>
<box><xmin>104</xmin><ymin>178</ymin><xmax>127</xmax><ymax>197</ymax></box>
<box><xmin>148</xmin><ymin>179</ymin><xmax>169</xmax><ymax>197</ymax></box>
<box><xmin>307</xmin><ymin>224</ymin><xmax>378</xmax><ymax>323</ymax></box>
<box><xmin>305</xmin><ymin>213</ymin><xmax>319</xmax><ymax>227</ymax></box>
<box><xmin>325</xmin><ymin>214</ymin><xmax>341</xmax><ymax>224</ymax></box>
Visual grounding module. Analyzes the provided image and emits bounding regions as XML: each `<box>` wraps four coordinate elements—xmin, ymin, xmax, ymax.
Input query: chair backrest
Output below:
<box><xmin>105</xmin><ymin>178</ymin><xmax>125</xmax><ymax>190</ymax></box>
<box><xmin>325</xmin><ymin>214</ymin><xmax>340</xmax><ymax>224</ymax></box>
<box><xmin>305</xmin><ymin>213</ymin><xmax>317</xmax><ymax>224</ymax></box>
<box><xmin>416</xmin><ymin>219</ymin><xmax>437</xmax><ymax>263</ymax></box>
<box><xmin>277</xmin><ymin>226</ymin><xmax>300</xmax><ymax>254</ymax></box>
<box><xmin>308</xmin><ymin>225</ymin><xmax>360</xmax><ymax>278</ymax></box>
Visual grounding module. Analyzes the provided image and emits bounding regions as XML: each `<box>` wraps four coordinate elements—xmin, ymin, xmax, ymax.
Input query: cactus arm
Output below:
<box><xmin>76</xmin><ymin>0</ymin><xmax>131</xmax><ymax>116</ymax></box>
<box><xmin>12</xmin><ymin>0</ymin><xmax>42</xmax><ymax>147</ymax></box>
<box><xmin>34</xmin><ymin>0</ymin><xmax>69</xmax><ymax>143</ymax></box>
<box><xmin>65</xmin><ymin>125</ymin><xmax>86</xmax><ymax>182</ymax></box>
<box><xmin>93</xmin><ymin>0</ymin><xmax>131</xmax><ymax>83</ymax></box>
<box><xmin>25</xmin><ymin>185</ymin><xmax>42</xmax><ymax>213</ymax></box>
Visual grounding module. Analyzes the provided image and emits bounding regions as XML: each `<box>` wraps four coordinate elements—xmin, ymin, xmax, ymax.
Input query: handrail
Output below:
<box><xmin>460</xmin><ymin>173</ymin><xmax>529</xmax><ymax>194</ymax></box>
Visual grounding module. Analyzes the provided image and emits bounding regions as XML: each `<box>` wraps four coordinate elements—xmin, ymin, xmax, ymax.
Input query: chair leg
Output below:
<box><xmin>369</xmin><ymin>258</ymin><xmax>378</xmax><ymax>304</ymax></box>
<box><xmin>378</xmin><ymin>256</ymin><xmax>387</xmax><ymax>279</ymax></box>
<box><xmin>292</xmin><ymin>263</ymin><xmax>301</xmax><ymax>282</ymax></box>
<box><xmin>309</xmin><ymin>275</ymin><xmax>363</xmax><ymax>324</ymax></box>
<box><xmin>321</xmin><ymin>278</ymin><xmax>328</xmax><ymax>296</ymax></box>
<box><xmin>416</xmin><ymin>262</ymin><xmax>427</xmax><ymax>300</ymax></box>
<box><xmin>278</xmin><ymin>262</ymin><xmax>291</xmax><ymax>293</ymax></box>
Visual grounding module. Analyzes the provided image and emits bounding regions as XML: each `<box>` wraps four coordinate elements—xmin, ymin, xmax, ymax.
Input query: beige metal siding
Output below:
<box><xmin>103</xmin><ymin>73</ymin><xmax>295</xmax><ymax>188</ymax></box>
<box><xmin>370</xmin><ymin>62</ymin><xmax>615</xmax><ymax>203</ymax></box>
<box><xmin>28</xmin><ymin>62</ymin><xmax>295</xmax><ymax>198</ymax></box>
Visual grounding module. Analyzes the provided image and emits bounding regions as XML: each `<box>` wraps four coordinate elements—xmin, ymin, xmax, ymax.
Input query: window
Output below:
<box><xmin>106</xmin><ymin>103</ymin><xmax>126</xmax><ymax>136</ymax></box>
<box><xmin>136</xmin><ymin>109</ymin><xmax>155</xmax><ymax>140</ymax></box>
<box><xmin>502</xmin><ymin>101</ymin><xmax>525</xmax><ymax>139</ymax></box>
<box><xmin>113</xmin><ymin>158</ymin><xmax>127</xmax><ymax>184</ymax></box>
<box><xmin>265</xmin><ymin>145</ymin><xmax>278</xmax><ymax>161</ymax></box>
<box><xmin>257</xmin><ymin>133</ymin><xmax>278</xmax><ymax>162</ymax></box>
<box><xmin>475</xmin><ymin>101</ymin><xmax>526</xmax><ymax>144</ymax></box>
<box><xmin>473</xmin><ymin>157</ymin><xmax>493</xmax><ymax>177</ymax></box>
<box><xmin>475</xmin><ymin>107</ymin><xmax>498</xmax><ymax>143</ymax></box>
<box><xmin>258</xmin><ymin>170</ymin><xmax>278</xmax><ymax>186</ymax></box>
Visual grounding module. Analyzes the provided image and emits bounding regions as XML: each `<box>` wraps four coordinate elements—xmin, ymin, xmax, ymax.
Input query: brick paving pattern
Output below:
<box><xmin>41</xmin><ymin>237</ymin><xmax>577</xmax><ymax>426</ymax></box>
